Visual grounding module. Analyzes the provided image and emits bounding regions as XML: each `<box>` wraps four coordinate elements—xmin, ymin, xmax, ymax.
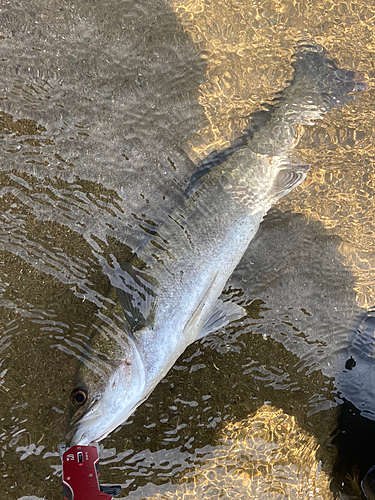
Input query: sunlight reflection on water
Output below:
<box><xmin>0</xmin><ymin>0</ymin><xmax>374</xmax><ymax>499</ymax></box>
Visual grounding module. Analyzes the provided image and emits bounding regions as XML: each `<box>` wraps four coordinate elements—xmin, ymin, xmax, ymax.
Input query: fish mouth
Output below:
<box><xmin>65</xmin><ymin>396</ymin><xmax>145</xmax><ymax>448</ymax></box>
<box><xmin>64</xmin><ymin>399</ymin><xmax>103</xmax><ymax>447</ymax></box>
<box><xmin>64</xmin><ymin>423</ymin><xmax>85</xmax><ymax>447</ymax></box>
<box><xmin>64</xmin><ymin>423</ymin><xmax>95</xmax><ymax>448</ymax></box>
<box><xmin>64</xmin><ymin>417</ymin><xmax>118</xmax><ymax>448</ymax></box>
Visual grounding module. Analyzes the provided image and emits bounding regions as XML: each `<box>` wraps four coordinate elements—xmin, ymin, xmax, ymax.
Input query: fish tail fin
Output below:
<box><xmin>280</xmin><ymin>41</ymin><xmax>368</xmax><ymax>123</ymax></box>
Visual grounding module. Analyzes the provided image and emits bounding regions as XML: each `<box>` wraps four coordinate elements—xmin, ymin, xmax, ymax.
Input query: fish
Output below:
<box><xmin>64</xmin><ymin>43</ymin><xmax>368</xmax><ymax>447</ymax></box>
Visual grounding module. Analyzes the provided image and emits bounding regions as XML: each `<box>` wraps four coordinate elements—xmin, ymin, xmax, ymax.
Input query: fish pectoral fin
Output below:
<box><xmin>115</xmin><ymin>260</ymin><xmax>157</xmax><ymax>331</ymax></box>
<box><xmin>196</xmin><ymin>299</ymin><xmax>246</xmax><ymax>340</ymax></box>
<box><xmin>269</xmin><ymin>161</ymin><xmax>310</xmax><ymax>205</ymax></box>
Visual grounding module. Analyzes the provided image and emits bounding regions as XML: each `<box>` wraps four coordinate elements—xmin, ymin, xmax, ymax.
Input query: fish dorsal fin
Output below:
<box><xmin>269</xmin><ymin>161</ymin><xmax>310</xmax><ymax>204</ymax></box>
<box><xmin>196</xmin><ymin>299</ymin><xmax>246</xmax><ymax>340</ymax></box>
<box><xmin>115</xmin><ymin>259</ymin><xmax>157</xmax><ymax>331</ymax></box>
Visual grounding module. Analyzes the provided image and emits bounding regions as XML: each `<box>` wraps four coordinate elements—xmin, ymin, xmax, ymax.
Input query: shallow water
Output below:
<box><xmin>0</xmin><ymin>0</ymin><xmax>375</xmax><ymax>499</ymax></box>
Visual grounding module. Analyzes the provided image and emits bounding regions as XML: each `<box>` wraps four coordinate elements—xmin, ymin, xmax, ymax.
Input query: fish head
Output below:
<box><xmin>64</xmin><ymin>328</ymin><xmax>146</xmax><ymax>447</ymax></box>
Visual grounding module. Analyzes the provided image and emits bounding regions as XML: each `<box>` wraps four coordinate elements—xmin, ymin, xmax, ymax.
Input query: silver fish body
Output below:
<box><xmin>65</xmin><ymin>44</ymin><xmax>368</xmax><ymax>447</ymax></box>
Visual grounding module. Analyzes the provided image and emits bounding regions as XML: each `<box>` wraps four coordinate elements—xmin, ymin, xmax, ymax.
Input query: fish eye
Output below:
<box><xmin>71</xmin><ymin>388</ymin><xmax>88</xmax><ymax>406</ymax></box>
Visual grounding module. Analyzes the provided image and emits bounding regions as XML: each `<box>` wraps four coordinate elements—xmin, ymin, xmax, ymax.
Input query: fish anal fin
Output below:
<box><xmin>196</xmin><ymin>299</ymin><xmax>246</xmax><ymax>340</ymax></box>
